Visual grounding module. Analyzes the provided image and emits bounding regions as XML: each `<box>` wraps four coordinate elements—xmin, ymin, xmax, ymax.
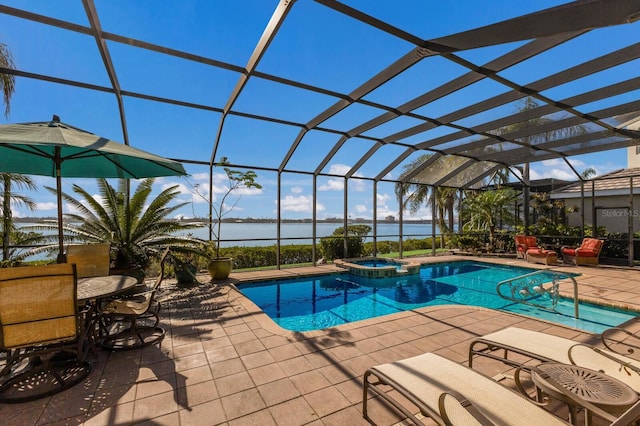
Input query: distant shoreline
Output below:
<box><xmin>14</xmin><ymin>217</ymin><xmax>434</xmax><ymax>225</ymax></box>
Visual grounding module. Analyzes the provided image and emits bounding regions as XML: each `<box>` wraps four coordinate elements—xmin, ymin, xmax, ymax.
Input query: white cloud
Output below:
<box><xmin>325</xmin><ymin>164</ymin><xmax>369</xmax><ymax>192</ymax></box>
<box><xmin>348</xmin><ymin>178</ymin><xmax>368</xmax><ymax>192</ymax></box>
<box><xmin>529</xmin><ymin>167</ymin><xmax>574</xmax><ymax>181</ymax></box>
<box><xmin>278</xmin><ymin>195</ymin><xmax>325</xmax><ymax>213</ymax></box>
<box><xmin>377</xmin><ymin>193</ymin><xmax>391</xmax><ymax>204</ymax></box>
<box><xmin>35</xmin><ymin>202</ymin><xmax>57</xmax><ymax>211</ymax></box>
<box><xmin>11</xmin><ymin>207</ymin><xmax>25</xmax><ymax>218</ymax></box>
<box><xmin>191</xmin><ymin>172</ymin><xmax>210</xmax><ymax>181</ymax></box>
<box><xmin>355</xmin><ymin>204</ymin><xmax>367</xmax><ymax>213</ymax></box>
<box><xmin>291</xmin><ymin>186</ymin><xmax>303</xmax><ymax>194</ymax></box>
<box><xmin>232</xmin><ymin>186</ymin><xmax>262</xmax><ymax>196</ymax></box>
<box><xmin>564</xmin><ymin>158</ymin><xmax>586</xmax><ymax>168</ymax></box>
<box><xmin>530</xmin><ymin>157</ymin><xmax>613</xmax><ymax>181</ymax></box>
<box><xmin>318</xmin><ymin>179</ymin><xmax>344</xmax><ymax>191</ymax></box>
<box><xmin>328</xmin><ymin>164</ymin><xmax>351</xmax><ymax>175</ymax></box>
<box><xmin>403</xmin><ymin>205</ymin><xmax>432</xmax><ymax>221</ymax></box>
<box><xmin>375</xmin><ymin>192</ymin><xmax>398</xmax><ymax>219</ymax></box>
<box><xmin>164</xmin><ymin>182</ymin><xmax>210</xmax><ymax>204</ymax></box>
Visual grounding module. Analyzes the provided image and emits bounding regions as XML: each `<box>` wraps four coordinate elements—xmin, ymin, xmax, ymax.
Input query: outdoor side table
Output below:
<box><xmin>532</xmin><ymin>362</ymin><xmax>638</xmax><ymax>425</ymax></box>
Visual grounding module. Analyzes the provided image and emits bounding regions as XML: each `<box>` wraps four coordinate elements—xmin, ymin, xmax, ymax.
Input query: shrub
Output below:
<box><xmin>319</xmin><ymin>225</ymin><xmax>371</xmax><ymax>260</ymax></box>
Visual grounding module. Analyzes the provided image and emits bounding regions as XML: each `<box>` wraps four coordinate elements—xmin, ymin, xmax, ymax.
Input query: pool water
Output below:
<box><xmin>237</xmin><ymin>261</ymin><xmax>637</xmax><ymax>333</ymax></box>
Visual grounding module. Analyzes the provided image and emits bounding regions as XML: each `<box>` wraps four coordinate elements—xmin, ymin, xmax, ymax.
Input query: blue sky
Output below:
<box><xmin>0</xmin><ymin>1</ymin><xmax>635</xmax><ymax>221</ymax></box>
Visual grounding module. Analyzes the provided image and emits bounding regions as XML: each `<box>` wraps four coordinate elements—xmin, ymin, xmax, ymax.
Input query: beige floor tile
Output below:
<box><xmin>220</xmin><ymin>388</ymin><xmax>267</xmax><ymax>421</ymax></box>
<box><xmin>178</xmin><ymin>398</ymin><xmax>227</xmax><ymax>426</ymax></box>
<box><xmin>10</xmin><ymin>260</ymin><xmax>640</xmax><ymax>426</ymax></box>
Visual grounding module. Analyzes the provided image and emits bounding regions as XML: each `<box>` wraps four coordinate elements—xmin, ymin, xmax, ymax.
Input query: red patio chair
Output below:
<box><xmin>514</xmin><ymin>235</ymin><xmax>537</xmax><ymax>259</ymax></box>
<box><xmin>562</xmin><ymin>238</ymin><xmax>604</xmax><ymax>266</ymax></box>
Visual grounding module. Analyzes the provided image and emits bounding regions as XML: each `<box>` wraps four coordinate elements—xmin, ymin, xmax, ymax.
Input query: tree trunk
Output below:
<box><xmin>2</xmin><ymin>176</ymin><xmax>11</xmax><ymax>261</ymax></box>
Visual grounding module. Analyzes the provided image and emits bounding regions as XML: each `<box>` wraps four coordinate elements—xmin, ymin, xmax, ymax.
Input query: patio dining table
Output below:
<box><xmin>76</xmin><ymin>275</ymin><xmax>139</xmax><ymax>355</ymax></box>
<box><xmin>77</xmin><ymin>274</ymin><xmax>139</xmax><ymax>303</ymax></box>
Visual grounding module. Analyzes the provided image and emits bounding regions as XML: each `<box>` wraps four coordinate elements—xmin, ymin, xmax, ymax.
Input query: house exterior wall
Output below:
<box><xmin>628</xmin><ymin>146</ymin><xmax>640</xmax><ymax>168</ymax></box>
<box><xmin>564</xmin><ymin>194</ymin><xmax>640</xmax><ymax>235</ymax></box>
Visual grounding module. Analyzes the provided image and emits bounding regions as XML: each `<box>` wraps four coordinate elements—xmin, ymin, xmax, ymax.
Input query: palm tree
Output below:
<box><xmin>0</xmin><ymin>41</ymin><xmax>31</xmax><ymax>263</ymax></box>
<box><xmin>0</xmin><ymin>41</ymin><xmax>15</xmax><ymax>118</ymax></box>
<box><xmin>462</xmin><ymin>188</ymin><xmax>517</xmax><ymax>250</ymax></box>
<box><xmin>580</xmin><ymin>167</ymin><xmax>596</xmax><ymax>180</ymax></box>
<box><xmin>31</xmin><ymin>178</ymin><xmax>204</xmax><ymax>269</ymax></box>
<box><xmin>395</xmin><ymin>154</ymin><xmax>464</xmax><ymax>246</ymax></box>
<box><xmin>395</xmin><ymin>154</ymin><xmax>432</xmax><ymax>215</ymax></box>
<box><xmin>490</xmin><ymin>97</ymin><xmax>587</xmax><ymax>229</ymax></box>
<box><xmin>1</xmin><ymin>173</ymin><xmax>36</xmax><ymax>261</ymax></box>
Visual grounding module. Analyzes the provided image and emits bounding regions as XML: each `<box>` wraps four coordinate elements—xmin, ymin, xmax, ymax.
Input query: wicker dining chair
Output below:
<box><xmin>66</xmin><ymin>242</ymin><xmax>111</xmax><ymax>278</ymax></box>
<box><xmin>0</xmin><ymin>263</ymin><xmax>92</xmax><ymax>403</ymax></box>
<box><xmin>97</xmin><ymin>248</ymin><xmax>170</xmax><ymax>351</ymax></box>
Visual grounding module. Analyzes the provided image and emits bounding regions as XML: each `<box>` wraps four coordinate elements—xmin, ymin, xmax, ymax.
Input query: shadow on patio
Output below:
<box><xmin>2</xmin><ymin>255</ymin><xmax>640</xmax><ymax>425</ymax></box>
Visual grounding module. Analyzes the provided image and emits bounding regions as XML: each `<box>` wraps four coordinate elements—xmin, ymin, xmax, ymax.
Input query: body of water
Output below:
<box><xmin>16</xmin><ymin>221</ymin><xmax>450</xmax><ymax>261</ymax></box>
<box><xmin>183</xmin><ymin>222</ymin><xmax>449</xmax><ymax>247</ymax></box>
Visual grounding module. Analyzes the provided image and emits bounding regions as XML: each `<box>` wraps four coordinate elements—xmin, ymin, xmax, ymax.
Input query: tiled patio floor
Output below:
<box><xmin>3</xmin><ymin>255</ymin><xmax>640</xmax><ymax>425</ymax></box>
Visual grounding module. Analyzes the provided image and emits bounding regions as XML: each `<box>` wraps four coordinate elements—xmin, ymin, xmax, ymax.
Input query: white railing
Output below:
<box><xmin>496</xmin><ymin>269</ymin><xmax>579</xmax><ymax>319</ymax></box>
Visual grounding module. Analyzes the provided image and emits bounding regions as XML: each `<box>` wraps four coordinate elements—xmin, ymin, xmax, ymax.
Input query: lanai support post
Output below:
<box><xmin>629</xmin><ymin>177</ymin><xmax>634</xmax><ymax>267</ymax></box>
<box><xmin>432</xmin><ymin>190</ymin><xmax>437</xmax><ymax>256</ymax></box>
<box><xmin>277</xmin><ymin>171</ymin><xmax>282</xmax><ymax>269</ymax></box>
<box><xmin>313</xmin><ymin>174</ymin><xmax>317</xmax><ymax>266</ymax></box>
<box><xmin>458</xmin><ymin>189</ymin><xmax>464</xmax><ymax>238</ymax></box>
<box><xmin>581</xmin><ymin>182</ymin><xmax>585</xmax><ymax>239</ymax></box>
<box><xmin>398</xmin><ymin>191</ymin><xmax>403</xmax><ymax>258</ymax></box>
<box><xmin>343</xmin><ymin>177</ymin><xmax>348</xmax><ymax>258</ymax></box>
<box><xmin>373</xmin><ymin>181</ymin><xmax>378</xmax><ymax>257</ymax></box>
<box><xmin>591</xmin><ymin>180</ymin><xmax>596</xmax><ymax>237</ymax></box>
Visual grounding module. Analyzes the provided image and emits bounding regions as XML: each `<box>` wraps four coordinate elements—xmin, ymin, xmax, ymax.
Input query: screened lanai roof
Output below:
<box><xmin>2</xmin><ymin>0</ymin><xmax>640</xmax><ymax>190</ymax></box>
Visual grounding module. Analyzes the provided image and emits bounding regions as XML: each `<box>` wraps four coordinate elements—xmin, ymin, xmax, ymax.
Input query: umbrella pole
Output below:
<box><xmin>55</xmin><ymin>147</ymin><xmax>65</xmax><ymax>263</ymax></box>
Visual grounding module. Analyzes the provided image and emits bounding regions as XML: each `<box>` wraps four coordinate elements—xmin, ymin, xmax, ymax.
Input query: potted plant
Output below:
<box><xmin>171</xmin><ymin>247</ymin><xmax>200</xmax><ymax>285</ymax></box>
<box><xmin>203</xmin><ymin>157</ymin><xmax>261</xmax><ymax>280</ymax></box>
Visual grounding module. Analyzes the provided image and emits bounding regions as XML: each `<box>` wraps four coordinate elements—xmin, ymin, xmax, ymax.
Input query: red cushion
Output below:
<box><xmin>564</xmin><ymin>239</ymin><xmax>603</xmax><ymax>257</ymax></box>
<box><xmin>515</xmin><ymin>236</ymin><xmax>537</xmax><ymax>248</ymax></box>
<box><xmin>582</xmin><ymin>238</ymin><xmax>601</xmax><ymax>251</ymax></box>
<box><xmin>575</xmin><ymin>248</ymin><xmax>597</xmax><ymax>257</ymax></box>
<box><xmin>527</xmin><ymin>248</ymin><xmax>556</xmax><ymax>257</ymax></box>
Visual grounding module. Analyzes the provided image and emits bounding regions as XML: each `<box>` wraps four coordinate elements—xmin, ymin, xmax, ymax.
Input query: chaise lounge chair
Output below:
<box><xmin>363</xmin><ymin>352</ymin><xmax>569</xmax><ymax>425</ymax></box>
<box><xmin>468</xmin><ymin>327</ymin><xmax>640</xmax><ymax>394</ymax></box>
<box><xmin>363</xmin><ymin>352</ymin><xmax>640</xmax><ymax>425</ymax></box>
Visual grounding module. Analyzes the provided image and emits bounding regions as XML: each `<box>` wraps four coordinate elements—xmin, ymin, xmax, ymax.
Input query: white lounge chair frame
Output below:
<box><xmin>363</xmin><ymin>352</ymin><xmax>640</xmax><ymax>425</ymax></box>
<box><xmin>468</xmin><ymin>327</ymin><xmax>640</xmax><ymax>394</ymax></box>
<box><xmin>363</xmin><ymin>352</ymin><xmax>570</xmax><ymax>425</ymax></box>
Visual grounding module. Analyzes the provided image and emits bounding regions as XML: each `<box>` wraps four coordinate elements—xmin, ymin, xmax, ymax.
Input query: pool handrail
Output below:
<box><xmin>496</xmin><ymin>269</ymin><xmax>579</xmax><ymax>319</ymax></box>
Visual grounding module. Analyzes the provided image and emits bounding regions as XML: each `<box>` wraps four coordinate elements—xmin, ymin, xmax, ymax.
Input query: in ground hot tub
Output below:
<box><xmin>334</xmin><ymin>256</ymin><xmax>420</xmax><ymax>278</ymax></box>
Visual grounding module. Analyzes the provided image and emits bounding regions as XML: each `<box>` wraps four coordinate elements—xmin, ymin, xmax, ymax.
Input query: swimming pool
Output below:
<box><xmin>236</xmin><ymin>260</ymin><xmax>638</xmax><ymax>333</ymax></box>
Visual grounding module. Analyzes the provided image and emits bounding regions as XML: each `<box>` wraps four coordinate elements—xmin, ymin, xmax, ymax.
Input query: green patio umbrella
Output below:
<box><xmin>0</xmin><ymin>115</ymin><xmax>187</xmax><ymax>262</ymax></box>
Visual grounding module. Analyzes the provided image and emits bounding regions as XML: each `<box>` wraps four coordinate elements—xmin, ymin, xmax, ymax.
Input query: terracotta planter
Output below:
<box><xmin>207</xmin><ymin>257</ymin><xmax>233</xmax><ymax>280</ymax></box>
